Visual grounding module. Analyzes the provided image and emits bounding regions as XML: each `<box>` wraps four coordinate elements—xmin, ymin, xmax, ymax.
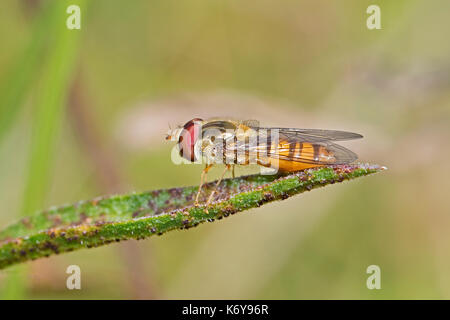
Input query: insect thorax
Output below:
<box><xmin>198</xmin><ymin>129</ymin><xmax>262</xmax><ymax>166</ymax></box>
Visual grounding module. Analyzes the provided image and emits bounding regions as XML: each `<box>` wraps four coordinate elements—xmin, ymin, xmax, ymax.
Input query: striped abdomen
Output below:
<box><xmin>221</xmin><ymin>130</ymin><xmax>333</xmax><ymax>172</ymax></box>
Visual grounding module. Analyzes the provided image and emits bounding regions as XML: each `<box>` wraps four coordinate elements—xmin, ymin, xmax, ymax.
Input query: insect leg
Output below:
<box><xmin>206</xmin><ymin>164</ymin><xmax>231</xmax><ymax>206</ymax></box>
<box><xmin>195</xmin><ymin>164</ymin><xmax>213</xmax><ymax>206</ymax></box>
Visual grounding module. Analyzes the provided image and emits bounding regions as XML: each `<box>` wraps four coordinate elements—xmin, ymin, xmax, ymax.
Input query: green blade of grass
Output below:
<box><xmin>1</xmin><ymin>0</ymin><xmax>86</xmax><ymax>298</ymax></box>
<box><xmin>0</xmin><ymin>164</ymin><xmax>385</xmax><ymax>270</ymax></box>
<box><xmin>0</xmin><ymin>1</ymin><xmax>61</xmax><ymax>142</ymax></box>
<box><xmin>21</xmin><ymin>0</ymin><xmax>85</xmax><ymax>216</ymax></box>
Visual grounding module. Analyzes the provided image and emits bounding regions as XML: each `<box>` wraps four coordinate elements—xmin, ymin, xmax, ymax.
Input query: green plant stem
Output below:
<box><xmin>0</xmin><ymin>164</ymin><xmax>385</xmax><ymax>270</ymax></box>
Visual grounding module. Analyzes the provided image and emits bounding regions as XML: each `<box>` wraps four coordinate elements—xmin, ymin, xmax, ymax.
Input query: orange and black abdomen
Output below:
<box><xmin>221</xmin><ymin>125</ymin><xmax>336</xmax><ymax>171</ymax></box>
<box><xmin>257</xmin><ymin>140</ymin><xmax>333</xmax><ymax>172</ymax></box>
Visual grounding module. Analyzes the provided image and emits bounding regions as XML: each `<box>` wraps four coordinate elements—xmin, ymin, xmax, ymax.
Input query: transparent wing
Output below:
<box><xmin>223</xmin><ymin>127</ymin><xmax>360</xmax><ymax>165</ymax></box>
<box><xmin>251</xmin><ymin>127</ymin><xmax>363</xmax><ymax>142</ymax></box>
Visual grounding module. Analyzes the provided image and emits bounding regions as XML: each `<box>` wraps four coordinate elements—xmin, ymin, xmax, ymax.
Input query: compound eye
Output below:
<box><xmin>177</xmin><ymin>118</ymin><xmax>203</xmax><ymax>162</ymax></box>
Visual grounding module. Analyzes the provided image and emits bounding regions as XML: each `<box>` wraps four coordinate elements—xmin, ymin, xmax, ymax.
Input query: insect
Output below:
<box><xmin>166</xmin><ymin>118</ymin><xmax>362</xmax><ymax>206</ymax></box>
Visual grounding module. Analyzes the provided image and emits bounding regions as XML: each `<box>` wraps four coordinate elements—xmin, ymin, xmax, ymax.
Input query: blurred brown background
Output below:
<box><xmin>0</xmin><ymin>0</ymin><xmax>449</xmax><ymax>299</ymax></box>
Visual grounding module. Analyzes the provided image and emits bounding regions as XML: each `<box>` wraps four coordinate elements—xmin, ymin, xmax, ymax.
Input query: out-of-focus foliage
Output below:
<box><xmin>0</xmin><ymin>0</ymin><xmax>449</xmax><ymax>299</ymax></box>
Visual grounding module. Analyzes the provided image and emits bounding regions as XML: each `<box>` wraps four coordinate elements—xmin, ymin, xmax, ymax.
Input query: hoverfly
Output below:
<box><xmin>166</xmin><ymin>118</ymin><xmax>362</xmax><ymax>206</ymax></box>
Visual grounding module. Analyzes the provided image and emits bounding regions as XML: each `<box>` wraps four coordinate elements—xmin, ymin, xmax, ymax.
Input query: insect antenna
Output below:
<box><xmin>165</xmin><ymin>122</ymin><xmax>172</xmax><ymax>140</ymax></box>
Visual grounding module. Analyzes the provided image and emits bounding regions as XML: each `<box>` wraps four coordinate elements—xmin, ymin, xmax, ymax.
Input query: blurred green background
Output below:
<box><xmin>0</xmin><ymin>0</ymin><xmax>449</xmax><ymax>299</ymax></box>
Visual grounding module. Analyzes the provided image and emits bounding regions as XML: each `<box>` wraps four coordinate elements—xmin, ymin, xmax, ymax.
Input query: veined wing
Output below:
<box><xmin>247</xmin><ymin>127</ymin><xmax>363</xmax><ymax>142</ymax></box>
<box><xmin>223</xmin><ymin>127</ymin><xmax>360</xmax><ymax>165</ymax></box>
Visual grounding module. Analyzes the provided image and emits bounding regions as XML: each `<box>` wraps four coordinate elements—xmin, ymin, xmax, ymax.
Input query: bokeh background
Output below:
<box><xmin>0</xmin><ymin>0</ymin><xmax>449</xmax><ymax>299</ymax></box>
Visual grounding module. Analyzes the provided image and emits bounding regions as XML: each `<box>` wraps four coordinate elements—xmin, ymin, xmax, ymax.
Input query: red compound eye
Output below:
<box><xmin>178</xmin><ymin>118</ymin><xmax>203</xmax><ymax>162</ymax></box>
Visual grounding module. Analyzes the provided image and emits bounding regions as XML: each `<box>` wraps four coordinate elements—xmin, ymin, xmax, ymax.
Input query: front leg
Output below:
<box><xmin>194</xmin><ymin>164</ymin><xmax>213</xmax><ymax>206</ymax></box>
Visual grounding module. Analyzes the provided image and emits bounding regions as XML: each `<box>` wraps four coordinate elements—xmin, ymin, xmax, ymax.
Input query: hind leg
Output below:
<box><xmin>206</xmin><ymin>164</ymin><xmax>231</xmax><ymax>206</ymax></box>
